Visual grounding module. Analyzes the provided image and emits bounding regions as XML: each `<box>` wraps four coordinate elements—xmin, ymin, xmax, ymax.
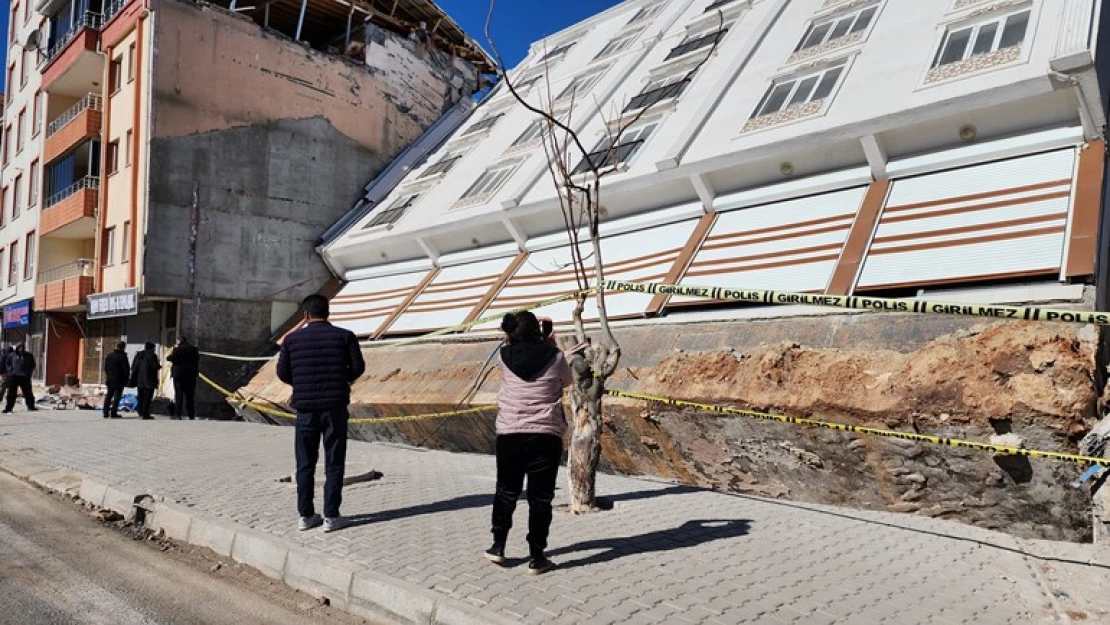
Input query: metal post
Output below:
<box><xmin>345</xmin><ymin>5</ymin><xmax>353</xmax><ymax>48</ymax></box>
<box><xmin>263</xmin><ymin>3</ymin><xmax>269</xmax><ymax>27</ymax></box>
<box><xmin>295</xmin><ymin>0</ymin><xmax>307</xmax><ymax>41</ymax></box>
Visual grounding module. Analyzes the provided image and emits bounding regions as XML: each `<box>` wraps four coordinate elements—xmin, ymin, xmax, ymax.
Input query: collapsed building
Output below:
<box><xmin>0</xmin><ymin>0</ymin><xmax>492</xmax><ymax>412</ymax></box>
<box><xmin>238</xmin><ymin>0</ymin><xmax>1110</xmax><ymax>540</ymax></box>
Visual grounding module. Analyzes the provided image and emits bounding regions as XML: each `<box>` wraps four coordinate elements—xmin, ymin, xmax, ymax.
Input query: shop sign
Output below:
<box><xmin>2</xmin><ymin>299</ymin><xmax>31</xmax><ymax>329</ymax></box>
<box><xmin>87</xmin><ymin>288</ymin><xmax>140</xmax><ymax>320</ymax></box>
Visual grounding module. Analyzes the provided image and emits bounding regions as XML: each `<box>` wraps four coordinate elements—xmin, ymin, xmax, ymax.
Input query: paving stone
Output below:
<box><xmin>0</xmin><ymin>410</ymin><xmax>1107</xmax><ymax>625</ymax></box>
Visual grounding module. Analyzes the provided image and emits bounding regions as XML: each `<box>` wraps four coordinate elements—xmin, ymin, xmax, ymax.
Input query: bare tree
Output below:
<box><xmin>485</xmin><ymin>2</ymin><xmax>725</xmax><ymax>513</ymax></box>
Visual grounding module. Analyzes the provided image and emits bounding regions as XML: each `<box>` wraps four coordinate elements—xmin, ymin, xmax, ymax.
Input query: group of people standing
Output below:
<box><xmin>280</xmin><ymin>293</ymin><xmax>574</xmax><ymax>574</ymax></box>
<box><xmin>101</xmin><ymin>337</ymin><xmax>200</xmax><ymax>420</ymax></box>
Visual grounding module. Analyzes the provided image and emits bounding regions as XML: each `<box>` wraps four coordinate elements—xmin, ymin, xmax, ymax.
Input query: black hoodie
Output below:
<box><xmin>499</xmin><ymin>342</ymin><xmax>559</xmax><ymax>381</ymax></box>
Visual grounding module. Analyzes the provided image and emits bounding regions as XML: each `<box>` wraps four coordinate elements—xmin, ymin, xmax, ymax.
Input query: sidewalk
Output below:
<box><xmin>0</xmin><ymin>409</ymin><xmax>1107</xmax><ymax>625</ymax></box>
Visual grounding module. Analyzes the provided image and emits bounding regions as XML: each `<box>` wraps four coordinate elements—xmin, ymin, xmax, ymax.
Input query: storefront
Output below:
<box><xmin>2</xmin><ymin>299</ymin><xmax>46</xmax><ymax>385</ymax></box>
<box><xmin>80</xmin><ymin>289</ymin><xmax>176</xmax><ymax>389</ymax></box>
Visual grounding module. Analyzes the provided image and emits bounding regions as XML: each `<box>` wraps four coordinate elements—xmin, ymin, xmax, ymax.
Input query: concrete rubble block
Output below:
<box><xmin>349</xmin><ymin>570</ymin><xmax>438</xmax><ymax>625</ymax></box>
<box><xmin>282</xmin><ymin>549</ymin><xmax>356</xmax><ymax>608</ymax></box>
<box><xmin>186</xmin><ymin>515</ymin><xmax>239</xmax><ymax>557</ymax></box>
<box><xmin>101</xmin><ymin>486</ymin><xmax>142</xmax><ymax>521</ymax></box>
<box><xmin>148</xmin><ymin>501</ymin><xmax>194</xmax><ymax>542</ymax></box>
<box><xmin>229</xmin><ymin>529</ymin><xmax>289</xmax><ymax>579</ymax></box>
<box><xmin>77</xmin><ymin>480</ymin><xmax>110</xmax><ymax>509</ymax></box>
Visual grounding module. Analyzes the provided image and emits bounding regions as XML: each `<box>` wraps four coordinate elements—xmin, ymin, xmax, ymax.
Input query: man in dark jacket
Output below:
<box><xmin>130</xmin><ymin>342</ymin><xmax>161</xmax><ymax>420</ymax></box>
<box><xmin>103</xmin><ymin>342</ymin><xmax>130</xmax><ymax>419</ymax></box>
<box><xmin>2</xmin><ymin>344</ymin><xmax>37</xmax><ymax>413</ymax></box>
<box><xmin>167</xmin><ymin>336</ymin><xmax>200</xmax><ymax>420</ymax></box>
<box><xmin>277</xmin><ymin>294</ymin><xmax>365</xmax><ymax>532</ymax></box>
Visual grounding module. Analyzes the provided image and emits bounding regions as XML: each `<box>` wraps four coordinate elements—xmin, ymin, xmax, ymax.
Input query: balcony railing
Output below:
<box><xmin>46</xmin><ymin>93</ymin><xmax>103</xmax><ymax>138</ymax></box>
<box><xmin>704</xmin><ymin>0</ymin><xmax>735</xmax><ymax>12</ymax></box>
<box><xmin>102</xmin><ymin>0</ymin><xmax>129</xmax><ymax>24</ymax></box>
<box><xmin>38</xmin><ymin>259</ymin><xmax>95</xmax><ymax>285</ymax></box>
<box><xmin>44</xmin><ymin>13</ymin><xmax>102</xmax><ymax>64</ymax></box>
<box><xmin>624</xmin><ymin>77</ymin><xmax>691</xmax><ymax>113</ymax></box>
<box><xmin>45</xmin><ymin>176</ymin><xmax>100</xmax><ymax>209</ymax></box>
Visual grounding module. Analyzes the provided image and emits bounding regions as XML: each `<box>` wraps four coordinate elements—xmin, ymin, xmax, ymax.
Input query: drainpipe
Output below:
<box><xmin>128</xmin><ymin>12</ymin><xmax>146</xmax><ymax>289</ymax></box>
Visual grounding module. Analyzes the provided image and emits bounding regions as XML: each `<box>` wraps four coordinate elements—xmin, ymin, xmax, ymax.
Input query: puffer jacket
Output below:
<box><xmin>277</xmin><ymin>321</ymin><xmax>366</xmax><ymax>412</ymax></box>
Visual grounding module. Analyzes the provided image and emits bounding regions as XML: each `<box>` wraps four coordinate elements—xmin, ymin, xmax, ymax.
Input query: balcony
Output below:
<box><xmin>34</xmin><ymin>260</ymin><xmax>95</xmax><ymax>311</ymax></box>
<box><xmin>42</xmin><ymin>176</ymin><xmax>99</xmax><ymax>238</ymax></box>
<box><xmin>42</xmin><ymin>14</ymin><xmax>103</xmax><ymax>95</ymax></box>
<box><xmin>45</xmin><ymin>94</ymin><xmax>102</xmax><ymax>164</ymax></box>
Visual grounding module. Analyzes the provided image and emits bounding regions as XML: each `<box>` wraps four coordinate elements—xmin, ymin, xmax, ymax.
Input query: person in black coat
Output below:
<box><xmin>2</xmin><ymin>344</ymin><xmax>36</xmax><ymax>413</ymax></box>
<box><xmin>167</xmin><ymin>336</ymin><xmax>200</xmax><ymax>420</ymax></box>
<box><xmin>277</xmin><ymin>294</ymin><xmax>365</xmax><ymax>532</ymax></box>
<box><xmin>102</xmin><ymin>342</ymin><xmax>130</xmax><ymax>419</ymax></box>
<box><xmin>129</xmin><ymin>342</ymin><xmax>161</xmax><ymax>420</ymax></box>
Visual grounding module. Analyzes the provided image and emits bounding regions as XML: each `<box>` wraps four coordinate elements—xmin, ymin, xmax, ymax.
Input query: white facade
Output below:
<box><xmin>321</xmin><ymin>0</ymin><xmax>1107</xmax><ymax>338</ymax></box>
<box><xmin>1</xmin><ymin>0</ymin><xmax>46</xmax><ymax>309</ymax></box>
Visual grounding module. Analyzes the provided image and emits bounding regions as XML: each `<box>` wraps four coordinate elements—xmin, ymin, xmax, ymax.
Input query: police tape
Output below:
<box><xmin>601</xmin><ymin>280</ymin><xmax>1110</xmax><ymax>326</ymax></box>
<box><xmin>604</xmin><ymin>389</ymin><xmax>1110</xmax><ymax>467</ymax></box>
<box><xmin>199</xmin><ymin>372</ymin><xmax>496</xmax><ymax>425</ymax></box>
<box><xmin>199</xmin><ymin>287</ymin><xmax>596</xmax><ymax>363</ymax></box>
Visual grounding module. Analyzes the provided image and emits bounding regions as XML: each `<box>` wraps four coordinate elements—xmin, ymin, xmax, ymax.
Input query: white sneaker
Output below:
<box><xmin>298</xmin><ymin>514</ymin><xmax>323</xmax><ymax>531</ymax></box>
<box><xmin>323</xmin><ymin>517</ymin><xmax>347</xmax><ymax>533</ymax></box>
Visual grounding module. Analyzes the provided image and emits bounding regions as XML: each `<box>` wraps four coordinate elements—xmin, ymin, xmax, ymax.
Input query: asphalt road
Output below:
<box><xmin>0</xmin><ymin>471</ymin><xmax>378</xmax><ymax>625</ymax></box>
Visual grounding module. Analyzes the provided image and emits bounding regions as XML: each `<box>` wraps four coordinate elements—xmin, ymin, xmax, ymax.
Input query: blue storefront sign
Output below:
<box><xmin>2</xmin><ymin>299</ymin><xmax>31</xmax><ymax>329</ymax></box>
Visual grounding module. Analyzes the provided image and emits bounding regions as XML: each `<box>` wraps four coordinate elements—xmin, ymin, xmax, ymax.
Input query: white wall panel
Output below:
<box><xmin>857</xmin><ymin>149</ymin><xmax>1076</xmax><ymax>290</ymax></box>
<box><xmin>385</xmin><ymin>255</ymin><xmax>518</xmax><ymax>334</ymax></box>
<box><xmin>329</xmin><ymin>270</ymin><xmax>430</xmax><ymax>337</ymax></box>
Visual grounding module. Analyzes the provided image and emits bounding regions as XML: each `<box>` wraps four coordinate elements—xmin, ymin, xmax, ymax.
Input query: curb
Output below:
<box><xmin>0</xmin><ymin>446</ymin><xmax>520</xmax><ymax>625</ymax></box>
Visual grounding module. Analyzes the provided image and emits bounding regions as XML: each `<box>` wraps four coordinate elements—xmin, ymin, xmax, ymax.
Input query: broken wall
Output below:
<box><xmin>142</xmin><ymin>0</ymin><xmax>477</xmax><ymax>414</ymax></box>
<box><xmin>241</xmin><ymin>310</ymin><xmax>1103</xmax><ymax>542</ymax></box>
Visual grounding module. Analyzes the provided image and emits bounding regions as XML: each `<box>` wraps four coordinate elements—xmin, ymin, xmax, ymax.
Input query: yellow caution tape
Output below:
<box><xmin>602</xmin><ymin>280</ymin><xmax>1110</xmax><ymax>325</ymax></box>
<box><xmin>199</xmin><ymin>287</ymin><xmax>596</xmax><ymax>363</ymax></box>
<box><xmin>605</xmin><ymin>389</ymin><xmax>1110</xmax><ymax>467</ymax></box>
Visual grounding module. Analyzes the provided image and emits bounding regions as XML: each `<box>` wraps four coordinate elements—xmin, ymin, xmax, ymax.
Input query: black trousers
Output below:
<box><xmin>103</xmin><ymin>385</ymin><xmax>124</xmax><ymax>418</ymax></box>
<box><xmin>136</xmin><ymin>388</ymin><xmax>155</xmax><ymax>418</ymax></box>
<box><xmin>491</xmin><ymin>433</ymin><xmax>562</xmax><ymax>555</ymax></box>
<box><xmin>294</xmin><ymin>409</ymin><xmax>348</xmax><ymax>519</ymax></box>
<box><xmin>173</xmin><ymin>377</ymin><xmax>196</xmax><ymax>419</ymax></box>
<box><xmin>4</xmin><ymin>375</ymin><xmax>35</xmax><ymax>411</ymax></box>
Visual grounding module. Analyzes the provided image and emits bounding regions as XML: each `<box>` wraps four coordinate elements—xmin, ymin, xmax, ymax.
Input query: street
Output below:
<box><xmin>0</xmin><ymin>470</ymin><xmax>377</xmax><ymax>625</ymax></box>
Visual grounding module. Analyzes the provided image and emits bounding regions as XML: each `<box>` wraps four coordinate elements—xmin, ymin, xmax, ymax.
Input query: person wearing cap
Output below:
<box><xmin>2</xmin><ymin>343</ymin><xmax>37</xmax><ymax>413</ymax></box>
<box><xmin>167</xmin><ymin>336</ymin><xmax>200</xmax><ymax>420</ymax></box>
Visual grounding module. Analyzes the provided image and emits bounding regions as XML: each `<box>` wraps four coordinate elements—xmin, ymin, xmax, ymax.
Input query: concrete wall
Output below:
<box><xmin>241</xmin><ymin>309</ymin><xmax>1104</xmax><ymax>542</ymax></box>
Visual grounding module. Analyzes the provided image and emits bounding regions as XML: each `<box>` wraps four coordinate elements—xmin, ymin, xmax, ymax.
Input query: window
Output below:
<box><xmin>461</xmin><ymin>113</ymin><xmax>504</xmax><ymax>137</ymax></box>
<box><xmin>22</xmin><ymin>0</ymin><xmax>30</xmax><ymax>24</ymax></box>
<box><xmin>514</xmin><ymin>73</ymin><xmax>544</xmax><ymax>93</ymax></box>
<box><xmin>16</xmin><ymin>109</ymin><xmax>25</xmax><ymax>153</ymax></box>
<box><xmin>0</xmin><ymin>249</ymin><xmax>5</xmax><ymax>288</ymax></box>
<box><xmin>419</xmin><ymin>152</ymin><xmax>462</xmax><ymax>178</ymax></box>
<box><xmin>28</xmin><ymin>160</ymin><xmax>38</xmax><ymax>207</ymax></box>
<box><xmin>128</xmin><ymin>43</ymin><xmax>136</xmax><ymax>82</ymax></box>
<box><xmin>625</xmin><ymin>71</ymin><xmax>693</xmax><ymax>112</ymax></box>
<box><xmin>5</xmin><ymin>65</ymin><xmax>13</xmax><ymax>100</ymax></box>
<box><xmin>572</xmin><ymin>120</ymin><xmax>659</xmax><ymax>175</ymax></box>
<box><xmin>556</xmin><ymin>71</ymin><xmax>606</xmax><ymax>101</ymax></box>
<box><xmin>665</xmin><ymin>26</ymin><xmax>730</xmax><ymax>61</ymax></box>
<box><xmin>796</xmin><ymin>5</ymin><xmax>877</xmax><ymax>51</ymax></box>
<box><xmin>12</xmin><ymin>176</ymin><xmax>21</xmax><ymax>220</ymax></box>
<box><xmin>933</xmin><ymin>9</ymin><xmax>1031</xmax><ymax>68</ymax></box>
<box><xmin>628</xmin><ymin>3</ymin><xmax>665</xmax><ymax>26</ymax></box>
<box><xmin>125</xmin><ymin>130</ymin><xmax>133</xmax><ymax>166</ymax></box>
<box><xmin>103</xmin><ymin>227</ymin><xmax>116</xmax><ymax>266</ymax></box>
<box><xmin>511</xmin><ymin>120</ymin><xmax>547</xmax><ymax>147</ymax></box>
<box><xmin>365</xmin><ymin>194</ymin><xmax>419</xmax><ymax>228</ymax></box>
<box><xmin>9</xmin><ymin>241</ymin><xmax>18</xmax><ymax>285</ymax></box>
<box><xmin>460</xmin><ymin>162</ymin><xmax>520</xmax><ymax>200</ymax></box>
<box><xmin>751</xmin><ymin>62</ymin><xmax>846</xmax><ymax>119</ymax></box>
<box><xmin>23</xmin><ymin>232</ymin><xmax>34</xmax><ymax>281</ymax></box>
<box><xmin>704</xmin><ymin>0</ymin><xmax>736</xmax><ymax>13</ymax></box>
<box><xmin>121</xmin><ymin>222</ymin><xmax>131</xmax><ymax>263</ymax></box>
<box><xmin>20</xmin><ymin>50</ymin><xmax>29</xmax><ymax>87</ymax></box>
<box><xmin>107</xmin><ymin>140</ymin><xmax>120</xmax><ymax>175</ymax></box>
<box><xmin>0</xmin><ymin>187</ymin><xmax>6</xmax><ymax>227</ymax></box>
<box><xmin>109</xmin><ymin>57</ymin><xmax>123</xmax><ymax>94</ymax></box>
<box><xmin>8</xmin><ymin>5</ymin><xmax>14</xmax><ymax>45</ymax></box>
<box><xmin>540</xmin><ymin>42</ymin><xmax>575</xmax><ymax>62</ymax></box>
<box><xmin>595</xmin><ymin>31</ymin><xmax>641</xmax><ymax>60</ymax></box>
<box><xmin>2</xmin><ymin>125</ymin><xmax>9</xmax><ymax>165</ymax></box>
<box><xmin>32</xmin><ymin>92</ymin><xmax>42</xmax><ymax>137</ymax></box>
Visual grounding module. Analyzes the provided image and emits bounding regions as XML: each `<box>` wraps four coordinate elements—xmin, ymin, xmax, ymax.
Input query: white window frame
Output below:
<box><xmin>624</xmin><ymin>71</ymin><xmax>693</xmax><ymax>113</ymax></box>
<box><xmin>795</xmin><ymin>3</ymin><xmax>878</xmax><ymax>52</ymax></box>
<box><xmin>539</xmin><ymin>42</ymin><xmax>575</xmax><ymax>64</ymax></box>
<box><xmin>573</xmin><ymin>119</ymin><xmax>661</xmax><ymax>175</ymax></box>
<box><xmin>511</xmin><ymin>119</ymin><xmax>546</xmax><ymax>147</ymax></box>
<box><xmin>461</xmin><ymin>113</ymin><xmax>504</xmax><ymax>138</ymax></box>
<box><xmin>594</xmin><ymin>30</ymin><xmax>642</xmax><ymax>61</ymax></box>
<box><xmin>556</xmin><ymin>69</ymin><xmax>607</xmax><ymax>102</ymax></box>
<box><xmin>931</xmin><ymin>6</ymin><xmax>1032</xmax><ymax>69</ymax></box>
<box><xmin>626</xmin><ymin>2</ymin><xmax>665</xmax><ymax>27</ymax></box>
<box><xmin>459</xmin><ymin>161</ymin><xmax>524</xmax><ymax>202</ymax></box>
<box><xmin>365</xmin><ymin>193</ymin><xmax>421</xmax><ymax>229</ymax></box>
<box><xmin>418</xmin><ymin>150</ymin><xmax>465</xmax><ymax>179</ymax></box>
<box><xmin>750</xmin><ymin>61</ymin><xmax>848</xmax><ymax>120</ymax></box>
<box><xmin>664</xmin><ymin>22</ymin><xmax>733</xmax><ymax>62</ymax></box>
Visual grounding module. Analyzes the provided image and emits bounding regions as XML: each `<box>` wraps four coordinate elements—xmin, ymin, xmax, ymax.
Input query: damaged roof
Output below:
<box><xmin>208</xmin><ymin>0</ymin><xmax>495</xmax><ymax>72</ymax></box>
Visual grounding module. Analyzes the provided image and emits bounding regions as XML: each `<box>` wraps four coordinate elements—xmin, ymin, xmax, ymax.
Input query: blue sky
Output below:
<box><xmin>0</xmin><ymin>1</ymin><xmax>620</xmax><ymax>91</ymax></box>
<box><xmin>437</xmin><ymin>0</ymin><xmax>622</xmax><ymax>69</ymax></box>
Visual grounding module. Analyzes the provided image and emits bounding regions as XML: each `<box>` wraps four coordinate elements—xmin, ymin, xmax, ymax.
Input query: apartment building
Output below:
<box><xmin>2</xmin><ymin>0</ymin><xmax>491</xmax><ymax>404</ymax></box>
<box><xmin>2</xmin><ymin>0</ymin><xmax>47</xmax><ymax>380</ymax></box>
<box><xmin>319</xmin><ymin>0</ymin><xmax>1109</xmax><ymax>339</ymax></box>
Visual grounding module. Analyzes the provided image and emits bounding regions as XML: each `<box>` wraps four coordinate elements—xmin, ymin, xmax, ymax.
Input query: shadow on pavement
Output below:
<box><xmin>547</xmin><ymin>519</ymin><xmax>752</xmax><ymax>569</ymax></box>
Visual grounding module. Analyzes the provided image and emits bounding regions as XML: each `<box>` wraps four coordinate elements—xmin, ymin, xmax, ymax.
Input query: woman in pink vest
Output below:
<box><xmin>484</xmin><ymin>311</ymin><xmax>573</xmax><ymax>575</ymax></box>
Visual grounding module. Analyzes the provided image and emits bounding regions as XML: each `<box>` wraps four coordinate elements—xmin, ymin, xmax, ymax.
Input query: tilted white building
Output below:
<box><xmin>319</xmin><ymin>0</ymin><xmax>1110</xmax><ymax>338</ymax></box>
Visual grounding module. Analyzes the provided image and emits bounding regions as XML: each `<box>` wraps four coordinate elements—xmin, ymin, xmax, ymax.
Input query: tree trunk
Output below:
<box><xmin>567</xmin><ymin>381</ymin><xmax>604</xmax><ymax>513</ymax></box>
